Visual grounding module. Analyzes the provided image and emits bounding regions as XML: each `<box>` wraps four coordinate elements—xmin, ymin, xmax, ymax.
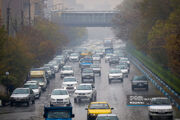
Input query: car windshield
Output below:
<box><xmin>134</xmin><ymin>76</ymin><xmax>147</xmax><ymax>81</ymax></box>
<box><xmin>116</xmin><ymin>65</ymin><xmax>127</xmax><ymax>69</ymax></box>
<box><xmin>77</xmin><ymin>85</ymin><xmax>92</xmax><ymax>90</ymax></box>
<box><xmin>24</xmin><ymin>84</ymin><xmax>38</xmax><ymax>89</ymax></box>
<box><xmin>151</xmin><ymin>98</ymin><xmax>171</xmax><ymax>105</ymax></box>
<box><xmin>121</xmin><ymin>58</ymin><xmax>128</xmax><ymax>61</ymax></box>
<box><xmin>52</xmin><ymin>90</ymin><xmax>68</xmax><ymax>95</ymax></box>
<box><xmin>93</xmin><ymin>55</ymin><xmax>100</xmax><ymax>57</ymax></box>
<box><xmin>97</xmin><ymin>116</ymin><xmax>118</xmax><ymax>120</ymax></box>
<box><xmin>31</xmin><ymin>77</ymin><xmax>44</xmax><ymax>82</ymax></box>
<box><xmin>110</xmin><ymin>69</ymin><xmax>121</xmax><ymax>73</ymax></box>
<box><xmin>89</xmin><ymin>103</ymin><xmax>110</xmax><ymax>109</ymax></box>
<box><xmin>91</xmin><ymin>65</ymin><xmax>99</xmax><ymax>68</ymax></box>
<box><xmin>62</xmin><ymin>67</ymin><xmax>72</xmax><ymax>70</ymax></box>
<box><xmin>64</xmin><ymin>78</ymin><xmax>76</xmax><ymax>82</ymax></box>
<box><xmin>83</xmin><ymin>69</ymin><xmax>93</xmax><ymax>73</ymax></box>
<box><xmin>43</xmin><ymin>67</ymin><xmax>50</xmax><ymax>71</ymax></box>
<box><xmin>47</xmin><ymin>111</ymin><xmax>70</xmax><ymax>119</ymax></box>
<box><xmin>13</xmin><ymin>89</ymin><xmax>29</xmax><ymax>94</ymax></box>
<box><xmin>71</xmin><ymin>53</ymin><xmax>78</xmax><ymax>56</ymax></box>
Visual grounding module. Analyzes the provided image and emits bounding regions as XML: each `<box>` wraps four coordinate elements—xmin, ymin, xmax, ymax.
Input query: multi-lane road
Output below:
<box><xmin>0</xmin><ymin>52</ymin><xmax>180</xmax><ymax>120</ymax></box>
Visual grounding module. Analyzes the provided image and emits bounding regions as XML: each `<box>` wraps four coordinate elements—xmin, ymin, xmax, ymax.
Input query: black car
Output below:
<box><xmin>109</xmin><ymin>56</ymin><xmax>119</xmax><ymax>66</ymax></box>
<box><xmin>81</xmin><ymin>68</ymin><xmax>95</xmax><ymax>83</ymax></box>
<box><xmin>131</xmin><ymin>75</ymin><xmax>148</xmax><ymax>90</ymax></box>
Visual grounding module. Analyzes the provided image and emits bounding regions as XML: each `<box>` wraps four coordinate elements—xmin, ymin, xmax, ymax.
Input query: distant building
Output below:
<box><xmin>0</xmin><ymin>0</ymin><xmax>45</xmax><ymax>34</ymax></box>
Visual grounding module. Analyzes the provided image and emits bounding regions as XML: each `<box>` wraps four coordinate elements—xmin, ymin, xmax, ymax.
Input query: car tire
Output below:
<box><xmin>74</xmin><ymin>98</ymin><xmax>77</xmax><ymax>103</ymax></box>
<box><xmin>10</xmin><ymin>102</ymin><xmax>13</xmax><ymax>107</ymax></box>
<box><xmin>149</xmin><ymin>115</ymin><xmax>153</xmax><ymax>120</ymax></box>
<box><xmin>26</xmin><ymin>101</ymin><xmax>30</xmax><ymax>107</ymax></box>
<box><xmin>132</xmin><ymin>86</ymin><xmax>134</xmax><ymax>91</ymax></box>
<box><xmin>32</xmin><ymin>99</ymin><xmax>35</xmax><ymax>104</ymax></box>
<box><xmin>108</xmin><ymin>79</ymin><xmax>111</xmax><ymax>84</ymax></box>
<box><xmin>121</xmin><ymin>79</ymin><xmax>123</xmax><ymax>82</ymax></box>
<box><xmin>99</xmin><ymin>72</ymin><xmax>101</xmax><ymax>76</ymax></box>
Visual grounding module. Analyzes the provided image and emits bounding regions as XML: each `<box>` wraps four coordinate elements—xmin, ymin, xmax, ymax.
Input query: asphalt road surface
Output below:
<box><xmin>0</xmin><ymin>55</ymin><xmax>180</xmax><ymax>120</ymax></box>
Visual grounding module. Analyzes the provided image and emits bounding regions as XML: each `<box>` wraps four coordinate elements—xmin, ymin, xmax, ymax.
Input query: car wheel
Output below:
<box><xmin>121</xmin><ymin>79</ymin><xmax>123</xmax><ymax>82</ymax></box>
<box><xmin>108</xmin><ymin>79</ymin><xmax>111</xmax><ymax>84</ymax></box>
<box><xmin>132</xmin><ymin>86</ymin><xmax>134</xmax><ymax>91</ymax></box>
<box><xmin>32</xmin><ymin>99</ymin><xmax>35</xmax><ymax>104</ymax></box>
<box><xmin>10</xmin><ymin>102</ymin><xmax>13</xmax><ymax>107</ymax></box>
<box><xmin>99</xmin><ymin>72</ymin><xmax>101</xmax><ymax>76</ymax></box>
<box><xmin>67</xmin><ymin>102</ymin><xmax>71</xmax><ymax>106</ymax></box>
<box><xmin>149</xmin><ymin>115</ymin><xmax>153</xmax><ymax>120</ymax></box>
<box><xmin>74</xmin><ymin>98</ymin><xmax>77</xmax><ymax>103</ymax></box>
<box><xmin>26</xmin><ymin>101</ymin><xmax>30</xmax><ymax>107</ymax></box>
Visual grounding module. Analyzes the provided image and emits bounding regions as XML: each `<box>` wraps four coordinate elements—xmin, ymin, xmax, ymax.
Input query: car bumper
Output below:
<box><xmin>61</xmin><ymin>74</ymin><xmax>74</xmax><ymax>78</ymax></box>
<box><xmin>132</xmin><ymin>84</ymin><xmax>148</xmax><ymax>88</ymax></box>
<box><xmin>10</xmin><ymin>99</ymin><xmax>29</xmax><ymax>103</ymax></box>
<box><xmin>50</xmin><ymin>101</ymin><xmax>69</xmax><ymax>106</ymax></box>
<box><xmin>149</xmin><ymin>112</ymin><xmax>173</xmax><ymax>117</ymax></box>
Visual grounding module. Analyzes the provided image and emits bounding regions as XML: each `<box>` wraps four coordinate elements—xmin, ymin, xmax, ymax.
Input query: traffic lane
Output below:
<box><xmin>71</xmin><ymin>58</ymin><xmax>169</xmax><ymax>120</ymax></box>
<box><xmin>0</xmin><ymin>72</ymin><xmax>63</xmax><ymax>120</ymax></box>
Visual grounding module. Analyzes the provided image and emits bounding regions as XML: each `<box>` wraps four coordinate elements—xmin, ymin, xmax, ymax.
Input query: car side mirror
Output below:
<box><xmin>111</xmin><ymin>108</ymin><xmax>114</xmax><ymax>110</ymax></box>
<box><xmin>71</xmin><ymin>114</ymin><xmax>75</xmax><ymax>118</ymax></box>
<box><xmin>85</xmin><ymin>108</ymin><xmax>88</xmax><ymax>110</ymax></box>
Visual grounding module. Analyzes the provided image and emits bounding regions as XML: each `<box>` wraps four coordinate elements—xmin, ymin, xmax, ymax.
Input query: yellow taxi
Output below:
<box><xmin>85</xmin><ymin>102</ymin><xmax>113</xmax><ymax>120</ymax></box>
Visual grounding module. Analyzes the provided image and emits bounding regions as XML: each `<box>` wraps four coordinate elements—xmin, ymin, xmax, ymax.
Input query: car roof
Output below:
<box><xmin>97</xmin><ymin>114</ymin><xmax>117</xmax><ymax>117</ymax></box>
<box><xmin>90</xmin><ymin>102</ymin><xmax>108</xmax><ymax>104</ymax></box>
<box><xmin>79</xmin><ymin>83</ymin><xmax>92</xmax><ymax>86</ymax></box>
<box><xmin>152</xmin><ymin>97</ymin><xmax>169</xmax><ymax>100</ymax></box>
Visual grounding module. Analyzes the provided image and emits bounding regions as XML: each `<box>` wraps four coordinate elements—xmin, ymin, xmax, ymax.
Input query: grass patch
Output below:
<box><xmin>128</xmin><ymin>47</ymin><xmax>180</xmax><ymax>94</ymax></box>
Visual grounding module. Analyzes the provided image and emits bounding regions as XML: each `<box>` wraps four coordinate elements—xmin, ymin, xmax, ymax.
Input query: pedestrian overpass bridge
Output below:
<box><xmin>51</xmin><ymin>11</ymin><xmax>119</xmax><ymax>27</ymax></box>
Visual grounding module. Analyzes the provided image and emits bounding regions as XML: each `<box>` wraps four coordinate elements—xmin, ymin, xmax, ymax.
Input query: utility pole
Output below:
<box><xmin>29</xmin><ymin>0</ymin><xmax>31</xmax><ymax>25</ymax></box>
<box><xmin>6</xmin><ymin>8</ymin><xmax>10</xmax><ymax>34</ymax></box>
<box><xmin>21</xmin><ymin>10</ymin><xmax>24</xmax><ymax>26</ymax></box>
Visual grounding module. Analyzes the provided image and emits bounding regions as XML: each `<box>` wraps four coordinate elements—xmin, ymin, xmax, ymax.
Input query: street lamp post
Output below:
<box><xmin>5</xmin><ymin>72</ymin><xmax>9</xmax><ymax>95</ymax></box>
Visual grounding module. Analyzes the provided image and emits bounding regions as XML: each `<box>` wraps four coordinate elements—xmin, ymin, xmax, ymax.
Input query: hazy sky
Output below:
<box><xmin>76</xmin><ymin>0</ymin><xmax>122</xmax><ymax>10</ymax></box>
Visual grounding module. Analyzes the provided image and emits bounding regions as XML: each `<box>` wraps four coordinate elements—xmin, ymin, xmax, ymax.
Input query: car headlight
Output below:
<box><xmin>51</xmin><ymin>98</ymin><xmax>56</xmax><ymax>102</ymax></box>
<box><xmin>89</xmin><ymin>114</ymin><xmax>96</xmax><ymax>116</ymax></box>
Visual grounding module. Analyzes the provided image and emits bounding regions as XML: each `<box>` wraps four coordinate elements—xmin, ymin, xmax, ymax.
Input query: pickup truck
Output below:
<box><xmin>43</xmin><ymin>106</ymin><xmax>75</xmax><ymax>120</ymax></box>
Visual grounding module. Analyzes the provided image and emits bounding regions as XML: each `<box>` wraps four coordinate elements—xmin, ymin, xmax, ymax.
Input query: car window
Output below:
<box><xmin>151</xmin><ymin>98</ymin><xmax>171</xmax><ymax>105</ymax></box>
<box><xmin>52</xmin><ymin>90</ymin><xmax>68</xmax><ymax>95</ymax></box>
<box><xmin>64</xmin><ymin>78</ymin><xmax>76</xmax><ymax>82</ymax></box>
<box><xmin>83</xmin><ymin>69</ymin><xmax>93</xmax><ymax>73</ymax></box>
<box><xmin>97</xmin><ymin>116</ymin><xmax>118</xmax><ymax>120</ymax></box>
<box><xmin>77</xmin><ymin>85</ymin><xmax>92</xmax><ymax>90</ymax></box>
<box><xmin>89</xmin><ymin>103</ymin><xmax>110</xmax><ymax>109</ymax></box>
<box><xmin>47</xmin><ymin>111</ymin><xmax>70</xmax><ymax>119</ymax></box>
<box><xmin>110</xmin><ymin>69</ymin><xmax>121</xmax><ymax>73</ymax></box>
<box><xmin>62</xmin><ymin>67</ymin><xmax>72</xmax><ymax>70</ymax></box>
<box><xmin>31</xmin><ymin>77</ymin><xmax>44</xmax><ymax>82</ymax></box>
<box><xmin>13</xmin><ymin>89</ymin><xmax>29</xmax><ymax>94</ymax></box>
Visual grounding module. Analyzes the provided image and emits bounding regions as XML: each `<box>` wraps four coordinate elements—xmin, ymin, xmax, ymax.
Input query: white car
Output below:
<box><xmin>120</xmin><ymin>57</ymin><xmax>130</xmax><ymax>67</ymax></box>
<box><xmin>108</xmin><ymin>69</ymin><xmax>123</xmax><ymax>83</ymax></box>
<box><xmin>74</xmin><ymin>84</ymin><xmax>97</xmax><ymax>103</ymax></box>
<box><xmin>62</xmin><ymin>77</ymin><xmax>78</xmax><ymax>91</ymax></box>
<box><xmin>105</xmin><ymin>54</ymin><xmax>113</xmax><ymax>62</ymax></box>
<box><xmin>24</xmin><ymin>82</ymin><xmax>41</xmax><ymax>99</ymax></box>
<box><xmin>115</xmin><ymin>65</ymin><xmax>129</xmax><ymax>77</ymax></box>
<box><xmin>60</xmin><ymin>66</ymin><xmax>74</xmax><ymax>78</ymax></box>
<box><xmin>50</xmin><ymin>89</ymin><xmax>71</xmax><ymax>106</ymax></box>
<box><xmin>92</xmin><ymin>54</ymin><xmax>101</xmax><ymax>62</ymax></box>
<box><xmin>148</xmin><ymin>97</ymin><xmax>173</xmax><ymax>120</ymax></box>
<box><xmin>69</xmin><ymin>53</ymin><xmax>80</xmax><ymax>62</ymax></box>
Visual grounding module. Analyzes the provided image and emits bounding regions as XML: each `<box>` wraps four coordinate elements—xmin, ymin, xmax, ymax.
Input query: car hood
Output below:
<box><xmin>121</xmin><ymin>69</ymin><xmax>128</xmax><ymax>73</ymax></box>
<box><xmin>45</xmin><ymin>118</ymin><xmax>71</xmax><ymax>120</ymax></box>
<box><xmin>51</xmin><ymin>95</ymin><xmax>69</xmax><ymax>99</ymax></box>
<box><xmin>88</xmin><ymin>109</ymin><xmax>112</xmax><ymax>115</ymax></box>
<box><xmin>75</xmin><ymin>90</ymin><xmax>92</xmax><ymax>94</ymax></box>
<box><xmin>11</xmin><ymin>94</ymin><xmax>29</xmax><ymax>98</ymax></box>
<box><xmin>32</xmin><ymin>89</ymin><xmax>39</xmax><ymax>93</ymax></box>
<box><xmin>149</xmin><ymin>105</ymin><xmax>172</xmax><ymax>110</ymax></box>
<box><xmin>109</xmin><ymin>73</ymin><xmax>122</xmax><ymax>76</ymax></box>
<box><xmin>61</xmin><ymin>71</ymin><xmax>73</xmax><ymax>73</ymax></box>
<box><xmin>63</xmin><ymin>82</ymin><xmax>77</xmax><ymax>85</ymax></box>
